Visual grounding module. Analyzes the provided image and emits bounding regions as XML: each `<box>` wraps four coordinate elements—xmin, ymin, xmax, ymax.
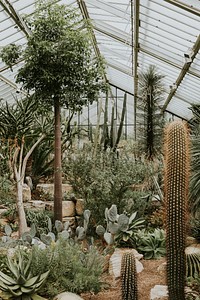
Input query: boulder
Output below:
<box><xmin>36</xmin><ymin>183</ymin><xmax>73</xmax><ymax>197</ymax></box>
<box><xmin>23</xmin><ymin>184</ymin><xmax>31</xmax><ymax>202</ymax></box>
<box><xmin>46</xmin><ymin>201</ymin><xmax>78</xmax><ymax>217</ymax></box>
<box><xmin>29</xmin><ymin>200</ymin><xmax>46</xmax><ymax>210</ymax></box>
<box><xmin>76</xmin><ymin>199</ymin><xmax>84</xmax><ymax>215</ymax></box>
<box><xmin>53</xmin><ymin>292</ymin><xmax>83</xmax><ymax>300</ymax></box>
<box><xmin>150</xmin><ymin>285</ymin><xmax>168</xmax><ymax>300</ymax></box>
<box><xmin>109</xmin><ymin>248</ymin><xmax>143</xmax><ymax>278</ymax></box>
<box><xmin>157</xmin><ymin>262</ymin><xmax>167</xmax><ymax>276</ymax></box>
<box><xmin>62</xmin><ymin>201</ymin><xmax>75</xmax><ymax>217</ymax></box>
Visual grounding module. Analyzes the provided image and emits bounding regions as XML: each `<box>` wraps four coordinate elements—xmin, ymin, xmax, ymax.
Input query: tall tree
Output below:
<box><xmin>1</xmin><ymin>0</ymin><xmax>106</xmax><ymax>221</ymax></box>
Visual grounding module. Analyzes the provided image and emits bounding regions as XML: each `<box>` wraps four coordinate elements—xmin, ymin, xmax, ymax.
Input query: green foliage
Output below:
<box><xmin>96</xmin><ymin>205</ymin><xmax>145</xmax><ymax>247</ymax></box>
<box><xmin>0</xmin><ymin>44</ymin><xmax>22</xmax><ymax>71</ymax></box>
<box><xmin>63</xmin><ymin>147</ymin><xmax>148</xmax><ymax>225</ymax></box>
<box><xmin>0</xmin><ymin>96</ymin><xmax>38</xmax><ymax>141</ymax></box>
<box><xmin>189</xmin><ymin>104</ymin><xmax>200</xmax><ymax>215</ymax></box>
<box><xmin>186</xmin><ymin>274</ymin><xmax>200</xmax><ymax>300</ymax></box>
<box><xmin>147</xmin><ymin>207</ymin><xmax>164</xmax><ymax>228</ymax></box>
<box><xmin>121</xmin><ymin>251</ymin><xmax>138</xmax><ymax>300</ymax></box>
<box><xmin>0</xmin><ymin>249</ymin><xmax>49</xmax><ymax>300</ymax></box>
<box><xmin>13</xmin><ymin>0</ymin><xmax>107</xmax><ymax>109</ymax></box>
<box><xmin>0</xmin><ymin>177</ymin><xmax>15</xmax><ymax>204</ymax></box>
<box><xmin>30</xmin><ymin>238</ymin><xmax>104</xmax><ymax>298</ymax></box>
<box><xmin>190</xmin><ymin>217</ymin><xmax>200</xmax><ymax>242</ymax></box>
<box><xmin>137</xmin><ymin>65</ymin><xmax>165</xmax><ymax>160</ymax></box>
<box><xmin>164</xmin><ymin>121</ymin><xmax>190</xmax><ymax>300</ymax></box>
<box><xmin>25</xmin><ymin>210</ymin><xmax>53</xmax><ymax>237</ymax></box>
<box><xmin>135</xmin><ymin>228</ymin><xmax>166</xmax><ymax>259</ymax></box>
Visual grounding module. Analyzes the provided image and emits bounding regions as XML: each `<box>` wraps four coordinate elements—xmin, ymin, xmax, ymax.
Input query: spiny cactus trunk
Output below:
<box><xmin>164</xmin><ymin>121</ymin><xmax>190</xmax><ymax>300</ymax></box>
<box><xmin>121</xmin><ymin>251</ymin><xmax>138</xmax><ymax>300</ymax></box>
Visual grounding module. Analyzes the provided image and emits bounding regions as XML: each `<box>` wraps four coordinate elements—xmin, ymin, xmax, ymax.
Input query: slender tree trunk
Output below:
<box><xmin>16</xmin><ymin>179</ymin><xmax>28</xmax><ymax>236</ymax></box>
<box><xmin>147</xmin><ymin>91</ymin><xmax>154</xmax><ymax>159</ymax></box>
<box><xmin>13</xmin><ymin>134</ymin><xmax>45</xmax><ymax>237</ymax></box>
<box><xmin>54</xmin><ymin>97</ymin><xmax>63</xmax><ymax>222</ymax></box>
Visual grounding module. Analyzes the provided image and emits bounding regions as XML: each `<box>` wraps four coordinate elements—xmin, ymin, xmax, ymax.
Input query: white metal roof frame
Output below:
<box><xmin>0</xmin><ymin>0</ymin><xmax>200</xmax><ymax>130</ymax></box>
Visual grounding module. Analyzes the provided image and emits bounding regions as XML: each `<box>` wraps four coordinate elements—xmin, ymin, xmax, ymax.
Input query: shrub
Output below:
<box><xmin>63</xmin><ymin>148</ymin><xmax>149</xmax><ymax>226</ymax></box>
<box><xmin>30</xmin><ymin>238</ymin><xmax>104</xmax><ymax>298</ymax></box>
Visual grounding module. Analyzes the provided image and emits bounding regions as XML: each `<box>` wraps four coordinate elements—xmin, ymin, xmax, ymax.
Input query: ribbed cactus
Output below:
<box><xmin>164</xmin><ymin>121</ymin><xmax>190</xmax><ymax>300</ymax></box>
<box><xmin>120</xmin><ymin>251</ymin><xmax>138</xmax><ymax>300</ymax></box>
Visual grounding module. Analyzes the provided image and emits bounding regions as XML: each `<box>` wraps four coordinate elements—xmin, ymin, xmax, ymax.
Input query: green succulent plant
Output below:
<box><xmin>0</xmin><ymin>250</ymin><xmax>49</xmax><ymax>300</ymax></box>
<box><xmin>136</xmin><ymin>228</ymin><xmax>166</xmax><ymax>259</ymax></box>
<box><xmin>96</xmin><ymin>205</ymin><xmax>145</xmax><ymax>246</ymax></box>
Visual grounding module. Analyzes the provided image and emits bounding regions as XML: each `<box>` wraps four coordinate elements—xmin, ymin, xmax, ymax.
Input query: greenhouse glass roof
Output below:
<box><xmin>0</xmin><ymin>0</ymin><xmax>200</xmax><ymax>128</ymax></box>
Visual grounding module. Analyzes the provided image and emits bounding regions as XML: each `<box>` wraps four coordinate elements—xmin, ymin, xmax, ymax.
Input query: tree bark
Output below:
<box><xmin>16</xmin><ymin>179</ymin><xmax>28</xmax><ymax>236</ymax></box>
<box><xmin>54</xmin><ymin>97</ymin><xmax>63</xmax><ymax>222</ymax></box>
<box><xmin>13</xmin><ymin>134</ymin><xmax>46</xmax><ymax>237</ymax></box>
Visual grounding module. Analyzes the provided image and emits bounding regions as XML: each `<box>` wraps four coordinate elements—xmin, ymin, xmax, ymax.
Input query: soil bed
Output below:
<box><xmin>81</xmin><ymin>257</ymin><xmax>166</xmax><ymax>300</ymax></box>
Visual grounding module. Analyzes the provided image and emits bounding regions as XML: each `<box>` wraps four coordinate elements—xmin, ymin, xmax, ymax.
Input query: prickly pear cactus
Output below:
<box><xmin>121</xmin><ymin>251</ymin><xmax>138</xmax><ymax>300</ymax></box>
<box><xmin>164</xmin><ymin>121</ymin><xmax>190</xmax><ymax>300</ymax></box>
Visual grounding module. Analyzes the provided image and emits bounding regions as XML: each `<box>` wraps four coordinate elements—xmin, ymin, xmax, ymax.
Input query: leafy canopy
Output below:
<box><xmin>3</xmin><ymin>0</ymin><xmax>106</xmax><ymax>110</ymax></box>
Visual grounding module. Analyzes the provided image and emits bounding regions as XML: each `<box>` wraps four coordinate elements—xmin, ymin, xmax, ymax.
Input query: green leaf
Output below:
<box><xmin>24</xmin><ymin>275</ymin><xmax>40</xmax><ymax>288</ymax></box>
<box><xmin>129</xmin><ymin>211</ymin><xmax>137</xmax><ymax>224</ymax></box>
<box><xmin>31</xmin><ymin>294</ymin><xmax>47</xmax><ymax>300</ymax></box>
<box><xmin>7</xmin><ymin>256</ymin><xmax>19</xmax><ymax>278</ymax></box>
<box><xmin>107</xmin><ymin>205</ymin><xmax>117</xmax><ymax>222</ymax></box>
<box><xmin>0</xmin><ymin>271</ymin><xmax>16</xmax><ymax>285</ymax></box>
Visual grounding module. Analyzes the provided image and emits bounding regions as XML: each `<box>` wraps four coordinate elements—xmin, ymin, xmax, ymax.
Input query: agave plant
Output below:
<box><xmin>136</xmin><ymin>228</ymin><xmax>166</xmax><ymax>259</ymax></box>
<box><xmin>0</xmin><ymin>250</ymin><xmax>49</xmax><ymax>300</ymax></box>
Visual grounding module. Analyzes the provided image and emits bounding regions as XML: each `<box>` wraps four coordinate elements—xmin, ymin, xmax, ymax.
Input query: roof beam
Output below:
<box><xmin>161</xmin><ymin>34</ymin><xmax>200</xmax><ymax>113</ymax></box>
<box><xmin>164</xmin><ymin>0</ymin><xmax>200</xmax><ymax>17</ymax></box>
<box><xmin>85</xmin><ymin>0</ymin><xmax>130</xmax><ymax>21</ymax></box>
<box><xmin>77</xmin><ymin>0</ymin><xmax>108</xmax><ymax>83</ymax></box>
<box><xmin>0</xmin><ymin>74</ymin><xmax>26</xmax><ymax>96</ymax></box>
<box><xmin>0</xmin><ymin>0</ymin><xmax>31</xmax><ymax>37</ymax></box>
<box><xmin>93</xmin><ymin>25</ymin><xmax>200</xmax><ymax>79</ymax></box>
<box><xmin>131</xmin><ymin>0</ymin><xmax>140</xmax><ymax>139</ymax></box>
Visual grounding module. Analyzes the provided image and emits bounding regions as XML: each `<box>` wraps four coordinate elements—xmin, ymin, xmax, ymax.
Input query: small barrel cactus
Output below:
<box><xmin>164</xmin><ymin>121</ymin><xmax>190</xmax><ymax>300</ymax></box>
<box><xmin>121</xmin><ymin>251</ymin><xmax>138</xmax><ymax>300</ymax></box>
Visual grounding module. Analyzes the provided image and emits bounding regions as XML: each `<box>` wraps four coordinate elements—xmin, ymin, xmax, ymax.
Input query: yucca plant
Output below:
<box><xmin>0</xmin><ymin>250</ymin><xmax>49</xmax><ymax>300</ymax></box>
<box><xmin>137</xmin><ymin>65</ymin><xmax>165</xmax><ymax>160</ymax></box>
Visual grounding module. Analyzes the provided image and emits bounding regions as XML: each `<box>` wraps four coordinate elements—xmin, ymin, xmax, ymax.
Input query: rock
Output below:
<box><xmin>186</xmin><ymin>236</ymin><xmax>199</xmax><ymax>246</ymax></box>
<box><xmin>109</xmin><ymin>248</ymin><xmax>143</xmax><ymax>278</ymax></box>
<box><xmin>29</xmin><ymin>200</ymin><xmax>46</xmax><ymax>210</ymax></box>
<box><xmin>45</xmin><ymin>201</ymin><xmax>76</xmax><ymax>217</ymax></box>
<box><xmin>23</xmin><ymin>184</ymin><xmax>31</xmax><ymax>202</ymax></box>
<box><xmin>36</xmin><ymin>183</ymin><xmax>73</xmax><ymax>197</ymax></box>
<box><xmin>0</xmin><ymin>209</ymin><xmax>7</xmax><ymax>217</ymax></box>
<box><xmin>62</xmin><ymin>201</ymin><xmax>75</xmax><ymax>217</ymax></box>
<box><xmin>0</xmin><ymin>219</ymin><xmax>8</xmax><ymax>226</ymax></box>
<box><xmin>185</xmin><ymin>245</ymin><xmax>200</xmax><ymax>254</ymax></box>
<box><xmin>157</xmin><ymin>262</ymin><xmax>167</xmax><ymax>275</ymax></box>
<box><xmin>63</xmin><ymin>217</ymin><xmax>76</xmax><ymax>228</ymax></box>
<box><xmin>53</xmin><ymin>292</ymin><xmax>84</xmax><ymax>300</ymax></box>
<box><xmin>45</xmin><ymin>202</ymin><xmax>54</xmax><ymax>211</ymax></box>
<box><xmin>150</xmin><ymin>285</ymin><xmax>168</xmax><ymax>300</ymax></box>
<box><xmin>76</xmin><ymin>199</ymin><xmax>84</xmax><ymax>215</ymax></box>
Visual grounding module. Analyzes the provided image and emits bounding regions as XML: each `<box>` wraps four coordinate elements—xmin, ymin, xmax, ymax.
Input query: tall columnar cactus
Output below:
<box><xmin>164</xmin><ymin>120</ymin><xmax>190</xmax><ymax>300</ymax></box>
<box><xmin>120</xmin><ymin>251</ymin><xmax>138</xmax><ymax>300</ymax></box>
